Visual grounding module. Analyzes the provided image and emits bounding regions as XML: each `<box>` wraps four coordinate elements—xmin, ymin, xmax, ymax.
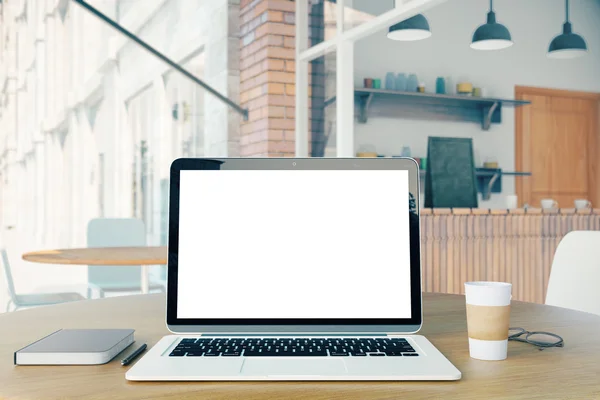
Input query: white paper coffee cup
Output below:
<box><xmin>465</xmin><ymin>281</ymin><xmax>512</xmax><ymax>361</ymax></box>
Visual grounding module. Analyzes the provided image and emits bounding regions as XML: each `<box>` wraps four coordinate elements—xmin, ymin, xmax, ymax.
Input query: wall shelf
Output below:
<box><xmin>355</xmin><ymin>88</ymin><xmax>531</xmax><ymax>130</ymax></box>
<box><xmin>420</xmin><ymin>168</ymin><xmax>531</xmax><ymax>200</ymax></box>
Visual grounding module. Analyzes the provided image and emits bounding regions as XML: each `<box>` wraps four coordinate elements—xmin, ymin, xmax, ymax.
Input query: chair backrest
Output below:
<box><xmin>546</xmin><ymin>231</ymin><xmax>600</xmax><ymax>316</ymax></box>
<box><xmin>0</xmin><ymin>249</ymin><xmax>18</xmax><ymax>303</ymax></box>
<box><xmin>87</xmin><ymin>218</ymin><xmax>146</xmax><ymax>291</ymax></box>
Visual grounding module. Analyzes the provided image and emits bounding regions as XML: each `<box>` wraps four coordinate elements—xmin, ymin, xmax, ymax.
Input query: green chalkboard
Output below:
<box><xmin>424</xmin><ymin>137</ymin><xmax>478</xmax><ymax>208</ymax></box>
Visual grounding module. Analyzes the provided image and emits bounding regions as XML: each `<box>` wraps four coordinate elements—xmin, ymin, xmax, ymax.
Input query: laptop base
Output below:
<box><xmin>126</xmin><ymin>335</ymin><xmax>461</xmax><ymax>381</ymax></box>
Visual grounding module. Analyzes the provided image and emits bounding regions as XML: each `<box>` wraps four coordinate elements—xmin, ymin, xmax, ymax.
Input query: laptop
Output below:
<box><xmin>126</xmin><ymin>157</ymin><xmax>461</xmax><ymax>381</ymax></box>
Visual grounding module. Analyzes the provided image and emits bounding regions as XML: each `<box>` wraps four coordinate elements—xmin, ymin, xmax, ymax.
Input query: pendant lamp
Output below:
<box><xmin>387</xmin><ymin>14</ymin><xmax>432</xmax><ymax>41</ymax></box>
<box><xmin>471</xmin><ymin>0</ymin><xmax>513</xmax><ymax>50</ymax></box>
<box><xmin>548</xmin><ymin>0</ymin><xmax>588</xmax><ymax>59</ymax></box>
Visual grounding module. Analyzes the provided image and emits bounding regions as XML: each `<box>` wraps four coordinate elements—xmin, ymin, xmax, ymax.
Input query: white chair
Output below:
<box><xmin>546</xmin><ymin>231</ymin><xmax>600</xmax><ymax>316</ymax></box>
<box><xmin>87</xmin><ymin>218</ymin><xmax>165</xmax><ymax>295</ymax></box>
<box><xmin>1</xmin><ymin>249</ymin><xmax>85</xmax><ymax>312</ymax></box>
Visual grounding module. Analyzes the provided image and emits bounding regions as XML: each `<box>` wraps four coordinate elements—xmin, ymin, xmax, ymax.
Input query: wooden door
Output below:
<box><xmin>516</xmin><ymin>86</ymin><xmax>600</xmax><ymax>209</ymax></box>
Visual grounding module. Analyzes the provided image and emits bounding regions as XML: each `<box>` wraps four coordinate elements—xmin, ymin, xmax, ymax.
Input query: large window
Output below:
<box><xmin>295</xmin><ymin>0</ymin><xmax>447</xmax><ymax>157</ymax></box>
<box><xmin>307</xmin><ymin>50</ymin><xmax>337</xmax><ymax>157</ymax></box>
<box><xmin>165</xmin><ymin>53</ymin><xmax>205</xmax><ymax>159</ymax></box>
<box><xmin>0</xmin><ymin>0</ymin><xmax>447</xmax><ymax>309</ymax></box>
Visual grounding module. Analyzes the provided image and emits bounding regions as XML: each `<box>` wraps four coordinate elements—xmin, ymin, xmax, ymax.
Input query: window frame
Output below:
<box><xmin>295</xmin><ymin>0</ymin><xmax>447</xmax><ymax>157</ymax></box>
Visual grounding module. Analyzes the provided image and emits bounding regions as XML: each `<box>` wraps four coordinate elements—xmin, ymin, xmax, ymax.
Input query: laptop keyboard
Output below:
<box><xmin>169</xmin><ymin>338</ymin><xmax>418</xmax><ymax>357</ymax></box>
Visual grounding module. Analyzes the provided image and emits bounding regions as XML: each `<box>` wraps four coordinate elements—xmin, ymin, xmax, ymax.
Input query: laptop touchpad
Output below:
<box><xmin>241</xmin><ymin>358</ymin><xmax>347</xmax><ymax>376</ymax></box>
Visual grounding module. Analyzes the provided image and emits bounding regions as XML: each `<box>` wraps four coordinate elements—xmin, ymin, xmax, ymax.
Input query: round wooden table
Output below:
<box><xmin>22</xmin><ymin>246</ymin><xmax>168</xmax><ymax>294</ymax></box>
<box><xmin>1</xmin><ymin>293</ymin><xmax>599</xmax><ymax>399</ymax></box>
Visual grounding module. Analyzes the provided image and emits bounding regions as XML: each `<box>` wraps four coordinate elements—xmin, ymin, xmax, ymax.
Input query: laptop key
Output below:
<box><xmin>384</xmin><ymin>351</ymin><xmax>403</xmax><ymax>356</ymax></box>
<box><xmin>169</xmin><ymin>351</ymin><xmax>186</xmax><ymax>357</ymax></box>
<box><xmin>186</xmin><ymin>352</ymin><xmax>204</xmax><ymax>357</ymax></box>
<box><xmin>368</xmin><ymin>353</ymin><xmax>385</xmax><ymax>356</ymax></box>
<box><xmin>329</xmin><ymin>352</ymin><xmax>349</xmax><ymax>357</ymax></box>
<box><xmin>403</xmin><ymin>353</ymin><xmax>419</xmax><ymax>356</ymax></box>
<box><xmin>222</xmin><ymin>352</ymin><xmax>241</xmax><ymax>357</ymax></box>
<box><xmin>244</xmin><ymin>350</ymin><xmax>328</xmax><ymax>357</ymax></box>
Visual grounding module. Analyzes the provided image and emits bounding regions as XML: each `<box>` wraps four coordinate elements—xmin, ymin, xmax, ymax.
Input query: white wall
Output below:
<box><xmin>354</xmin><ymin>0</ymin><xmax>600</xmax><ymax>208</ymax></box>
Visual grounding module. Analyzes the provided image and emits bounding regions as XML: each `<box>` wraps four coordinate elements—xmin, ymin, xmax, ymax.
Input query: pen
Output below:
<box><xmin>121</xmin><ymin>343</ymin><xmax>147</xmax><ymax>366</ymax></box>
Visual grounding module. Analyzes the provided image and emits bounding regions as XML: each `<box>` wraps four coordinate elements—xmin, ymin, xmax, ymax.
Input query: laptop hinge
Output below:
<box><xmin>197</xmin><ymin>334</ymin><xmax>390</xmax><ymax>337</ymax></box>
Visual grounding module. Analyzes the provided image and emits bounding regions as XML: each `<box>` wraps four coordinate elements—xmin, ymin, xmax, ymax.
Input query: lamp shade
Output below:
<box><xmin>471</xmin><ymin>11</ymin><xmax>513</xmax><ymax>50</ymax></box>
<box><xmin>387</xmin><ymin>14</ymin><xmax>431</xmax><ymax>41</ymax></box>
<box><xmin>548</xmin><ymin>22</ymin><xmax>588</xmax><ymax>59</ymax></box>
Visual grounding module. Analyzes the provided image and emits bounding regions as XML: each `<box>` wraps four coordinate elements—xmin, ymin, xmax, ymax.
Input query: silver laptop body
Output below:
<box><xmin>126</xmin><ymin>158</ymin><xmax>461</xmax><ymax>381</ymax></box>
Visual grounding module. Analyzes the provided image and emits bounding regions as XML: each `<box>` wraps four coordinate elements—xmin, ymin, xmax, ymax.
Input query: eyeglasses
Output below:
<box><xmin>508</xmin><ymin>327</ymin><xmax>564</xmax><ymax>350</ymax></box>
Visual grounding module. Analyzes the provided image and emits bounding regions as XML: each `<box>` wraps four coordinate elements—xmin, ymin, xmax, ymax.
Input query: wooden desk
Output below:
<box><xmin>1</xmin><ymin>293</ymin><xmax>599</xmax><ymax>399</ymax></box>
<box><xmin>22</xmin><ymin>246</ymin><xmax>168</xmax><ymax>294</ymax></box>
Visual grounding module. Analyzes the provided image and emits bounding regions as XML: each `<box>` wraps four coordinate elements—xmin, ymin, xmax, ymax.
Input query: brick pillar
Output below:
<box><xmin>239</xmin><ymin>0</ymin><xmax>296</xmax><ymax>157</ymax></box>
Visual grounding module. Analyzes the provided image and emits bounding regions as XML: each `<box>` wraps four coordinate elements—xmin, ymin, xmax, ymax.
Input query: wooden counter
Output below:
<box><xmin>420</xmin><ymin>208</ymin><xmax>600</xmax><ymax>304</ymax></box>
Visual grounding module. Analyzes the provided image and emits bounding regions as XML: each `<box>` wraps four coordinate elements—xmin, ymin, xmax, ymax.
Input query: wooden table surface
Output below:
<box><xmin>1</xmin><ymin>293</ymin><xmax>599</xmax><ymax>400</ymax></box>
<box><xmin>22</xmin><ymin>246</ymin><xmax>168</xmax><ymax>265</ymax></box>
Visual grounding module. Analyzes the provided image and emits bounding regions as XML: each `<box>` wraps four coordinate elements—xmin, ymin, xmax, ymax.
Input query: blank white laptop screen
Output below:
<box><xmin>177</xmin><ymin>170</ymin><xmax>411</xmax><ymax>319</ymax></box>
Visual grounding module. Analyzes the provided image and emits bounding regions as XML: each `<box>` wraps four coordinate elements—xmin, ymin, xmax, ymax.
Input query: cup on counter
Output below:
<box><xmin>373</xmin><ymin>79</ymin><xmax>381</xmax><ymax>89</ymax></box>
<box><xmin>395</xmin><ymin>73</ymin><xmax>407</xmax><ymax>91</ymax></box>
<box><xmin>400</xmin><ymin>146</ymin><xmax>412</xmax><ymax>157</ymax></box>
<box><xmin>505</xmin><ymin>195</ymin><xmax>518</xmax><ymax>210</ymax></box>
<box><xmin>356</xmin><ymin>152</ymin><xmax>378</xmax><ymax>157</ymax></box>
<box><xmin>483</xmin><ymin>161</ymin><xmax>499</xmax><ymax>169</ymax></box>
<box><xmin>364</xmin><ymin>78</ymin><xmax>373</xmax><ymax>88</ymax></box>
<box><xmin>465</xmin><ymin>282</ymin><xmax>512</xmax><ymax>361</ymax></box>
<box><xmin>436</xmin><ymin>77</ymin><xmax>446</xmax><ymax>94</ymax></box>
<box><xmin>407</xmin><ymin>74</ymin><xmax>419</xmax><ymax>92</ymax></box>
<box><xmin>574</xmin><ymin>199</ymin><xmax>592</xmax><ymax>209</ymax></box>
<box><xmin>541</xmin><ymin>199</ymin><xmax>558</xmax><ymax>209</ymax></box>
<box><xmin>384</xmin><ymin>72</ymin><xmax>396</xmax><ymax>90</ymax></box>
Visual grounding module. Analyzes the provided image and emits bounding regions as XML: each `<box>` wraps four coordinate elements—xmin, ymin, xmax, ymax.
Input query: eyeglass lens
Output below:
<box><xmin>526</xmin><ymin>332</ymin><xmax>563</xmax><ymax>346</ymax></box>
